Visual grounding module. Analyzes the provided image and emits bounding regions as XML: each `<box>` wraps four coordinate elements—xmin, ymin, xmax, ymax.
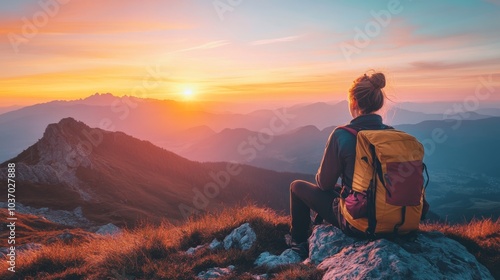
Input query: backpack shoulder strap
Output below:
<box><xmin>337</xmin><ymin>125</ymin><xmax>361</xmax><ymax>136</ymax></box>
<box><xmin>336</xmin><ymin>125</ymin><xmax>361</xmax><ymax>196</ymax></box>
<box><xmin>338</xmin><ymin>124</ymin><xmax>393</xmax><ymax>136</ymax></box>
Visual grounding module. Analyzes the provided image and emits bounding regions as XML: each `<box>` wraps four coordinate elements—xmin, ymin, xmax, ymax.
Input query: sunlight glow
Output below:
<box><xmin>1</xmin><ymin>1</ymin><xmax>499</xmax><ymax>106</ymax></box>
<box><xmin>183</xmin><ymin>88</ymin><xmax>194</xmax><ymax>99</ymax></box>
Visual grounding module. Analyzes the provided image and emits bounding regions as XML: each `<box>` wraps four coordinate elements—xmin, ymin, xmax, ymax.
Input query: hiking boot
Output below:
<box><xmin>290</xmin><ymin>241</ymin><xmax>309</xmax><ymax>260</ymax></box>
<box><xmin>285</xmin><ymin>234</ymin><xmax>309</xmax><ymax>260</ymax></box>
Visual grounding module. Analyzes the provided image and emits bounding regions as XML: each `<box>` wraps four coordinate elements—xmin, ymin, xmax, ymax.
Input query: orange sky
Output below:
<box><xmin>1</xmin><ymin>0</ymin><xmax>499</xmax><ymax>107</ymax></box>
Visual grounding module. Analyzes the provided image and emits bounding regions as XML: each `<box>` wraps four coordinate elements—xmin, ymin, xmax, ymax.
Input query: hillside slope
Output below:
<box><xmin>0</xmin><ymin>118</ymin><xmax>312</xmax><ymax>226</ymax></box>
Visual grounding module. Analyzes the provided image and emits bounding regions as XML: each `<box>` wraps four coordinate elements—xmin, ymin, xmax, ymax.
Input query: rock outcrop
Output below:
<box><xmin>255</xmin><ymin>249</ymin><xmax>301</xmax><ymax>268</ymax></box>
<box><xmin>15</xmin><ymin>118</ymin><xmax>96</xmax><ymax>201</ymax></box>
<box><xmin>95</xmin><ymin>223</ymin><xmax>121</xmax><ymax>235</ymax></box>
<box><xmin>307</xmin><ymin>225</ymin><xmax>355</xmax><ymax>264</ymax></box>
<box><xmin>186</xmin><ymin>223</ymin><xmax>257</xmax><ymax>257</ymax></box>
<box><xmin>209</xmin><ymin>238</ymin><xmax>222</xmax><ymax>250</ymax></box>
<box><xmin>197</xmin><ymin>265</ymin><xmax>235</xmax><ymax>279</ymax></box>
<box><xmin>188</xmin><ymin>223</ymin><xmax>494</xmax><ymax>279</ymax></box>
<box><xmin>310</xmin><ymin>224</ymin><xmax>494</xmax><ymax>280</ymax></box>
<box><xmin>0</xmin><ymin>243</ymin><xmax>43</xmax><ymax>258</ymax></box>
<box><xmin>223</xmin><ymin>222</ymin><xmax>257</xmax><ymax>251</ymax></box>
<box><xmin>0</xmin><ymin>202</ymin><xmax>91</xmax><ymax>227</ymax></box>
<box><xmin>186</xmin><ymin>244</ymin><xmax>206</xmax><ymax>255</ymax></box>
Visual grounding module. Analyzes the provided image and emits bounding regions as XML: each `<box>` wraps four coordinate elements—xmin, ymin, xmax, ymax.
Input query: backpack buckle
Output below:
<box><xmin>340</xmin><ymin>185</ymin><xmax>351</xmax><ymax>199</ymax></box>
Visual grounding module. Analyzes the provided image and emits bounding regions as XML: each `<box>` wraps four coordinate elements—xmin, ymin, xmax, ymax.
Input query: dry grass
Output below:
<box><xmin>1</xmin><ymin>206</ymin><xmax>498</xmax><ymax>279</ymax></box>
<box><xmin>0</xmin><ymin>205</ymin><xmax>323</xmax><ymax>279</ymax></box>
<box><xmin>271</xmin><ymin>265</ymin><xmax>324</xmax><ymax>280</ymax></box>
<box><xmin>421</xmin><ymin>218</ymin><xmax>500</xmax><ymax>279</ymax></box>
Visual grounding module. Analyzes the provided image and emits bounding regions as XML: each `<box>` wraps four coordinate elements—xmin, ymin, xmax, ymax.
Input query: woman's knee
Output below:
<box><xmin>290</xmin><ymin>180</ymin><xmax>305</xmax><ymax>194</ymax></box>
<box><xmin>290</xmin><ymin>180</ymin><xmax>315</xmax><ymax>196</ymax></box>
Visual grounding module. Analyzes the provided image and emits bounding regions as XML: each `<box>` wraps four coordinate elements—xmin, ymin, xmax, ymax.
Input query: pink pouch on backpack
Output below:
<box><xmin>344</xmin><ymin>191</ymin><xmax>368</xmax><ymax>219</ymax></box>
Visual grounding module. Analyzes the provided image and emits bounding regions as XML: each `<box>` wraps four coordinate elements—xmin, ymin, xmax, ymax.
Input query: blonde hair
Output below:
<box><xmin>349</xmin><ymin>71</ymin><xmax>386</xmax><ymax>114</ymax></box>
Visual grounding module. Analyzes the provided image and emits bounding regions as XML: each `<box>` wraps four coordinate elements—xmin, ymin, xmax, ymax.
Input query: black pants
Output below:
<box><xmin>290</xmin><ymin>180</ymin><xmax>341</xmax><ymax>243</ymax></box>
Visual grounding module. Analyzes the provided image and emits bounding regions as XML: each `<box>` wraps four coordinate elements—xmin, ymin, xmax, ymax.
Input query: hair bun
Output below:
<box><xmin>369</xmin><ymin>72</ymin><xmax>386</xmax><ymax>89</ymax></box>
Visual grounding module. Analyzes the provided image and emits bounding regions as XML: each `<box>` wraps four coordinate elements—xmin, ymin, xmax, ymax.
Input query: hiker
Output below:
<box><xmin>288</xmin><ymin>71</ymin><xmax>429</xmax><ymax>258</ymax></box>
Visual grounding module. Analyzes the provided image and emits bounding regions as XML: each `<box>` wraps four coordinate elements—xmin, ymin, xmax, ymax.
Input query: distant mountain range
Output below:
<box><xmin>182</xmin><ymin>117</ymin><xmax>500</xmax><ymax>176</ymax></box>
<box><xmin>179</xmin><ymin>116</ymin><xmax>500</xmax><ymax>222</ymax></box>
<box><xmin>396</xmin><ymin>101</ymin><xmax>500</xmax><ymax>115</ymax></box>
<box><xmin>1</xmin><ymin>94</ymin><xmax>499</xmax><ymax>223</ymax></box>
<box><xmin>182</xmin><ymin>125</ymin><xmax>330</xmax><ymax>173</ymax></box>
<box><xmin>0</xmin><ymin>93</ymin><xmax>495</xmax><ymax>162</ymax></box>
<box><xmin>0</xmin><ymin>118</ymin><xmax>312</xmax><ymax>226</ymax></box>
<box><xmin>0</xmin><ymin>105</ymin><xmax>22</xmax><ymax>115</ymax></box>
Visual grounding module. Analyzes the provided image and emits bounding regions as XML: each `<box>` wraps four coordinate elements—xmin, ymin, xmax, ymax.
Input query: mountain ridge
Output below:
<box><xmin>1</xmin><ymin>117</ymin><xmax>313</xmax><ymax>227</ymax></box>
<box><xmin>2</xmin><ymin>93</ymin><xmax>497</xmax><ymax>163</ymax></box>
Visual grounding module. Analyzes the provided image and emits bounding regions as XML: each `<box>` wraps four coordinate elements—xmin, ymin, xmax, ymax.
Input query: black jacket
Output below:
<box><xmin>316</xmin><ymin>114</ymin><xmax>390</xmax><ymax>191</ymax></box>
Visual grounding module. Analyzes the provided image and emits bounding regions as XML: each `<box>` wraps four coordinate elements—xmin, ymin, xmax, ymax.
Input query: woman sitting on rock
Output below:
<box><xmin>288</xmin><ymin>71</ymin><xmax>428</xmax><ymax>258</ymax></box>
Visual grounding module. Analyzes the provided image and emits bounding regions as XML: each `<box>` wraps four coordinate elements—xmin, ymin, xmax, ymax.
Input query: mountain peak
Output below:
<box><xmin>77</xmin><ymin>92</ymin><xmax>120</xmax><ymax>106</ymax></box>
<box><xmin>5</xmin><ymin>117</ymin><xmax>99</xmax><ymax>202</ymax></box>
<box><xmin>286</xmin><ymin>125</ymin><xmax>320</xmax><ymax>135</ymax></box>
<box><xmin>87</xmin><ymin>92</ymin><xmax>114</xmax><ymax>98</ymax></box>
<box><xmin>54</xmin><ymin>116</ymin><xmax>86</xmax><ymax>128</ymax></box>
<box><xmin>4</xmin><ymin>118</ymin><xmax>313</xmax><ymax>226</ymax></box>
<box><xmin>41</xmin><ymin>117</ymin><xmax>97</xmax><ymax>160</ymax></box>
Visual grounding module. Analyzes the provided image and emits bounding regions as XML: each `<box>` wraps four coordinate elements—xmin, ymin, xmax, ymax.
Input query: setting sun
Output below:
<box><xmin>183</xmin><ymin>88</ymin><xmax>194</xmax><ymax>99</ymax></box>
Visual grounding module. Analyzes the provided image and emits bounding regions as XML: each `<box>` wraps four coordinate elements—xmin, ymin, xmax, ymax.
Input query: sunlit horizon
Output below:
<box><xmin>1</xmin><ymin>0</ymin><xmax>499</xmax><ymax>108</ymax></box>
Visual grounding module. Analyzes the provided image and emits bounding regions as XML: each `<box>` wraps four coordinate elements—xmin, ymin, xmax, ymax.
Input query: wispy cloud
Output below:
<box><xmin>1</xmin><ymin>1</ymin><xmax>499</xmax><ymax>105</ymax></box>
<box><xmin>251</xmin><ymin>35</ymin><xmax>301</xmax><ymax>46</ymax></box>
<box><xmin>0</xmin><ymin>0</ymin><xmax>192</xmax><ymax>37</ymax></box>
<box><xmin>174</xmin><ymin>40</ymin><xmax>230</xmax><ymax>53</ymax></box>
<box><xmin>409</xmin><ymin>57</ymin><xmax>500</xmax><ymax>71</ymax></box>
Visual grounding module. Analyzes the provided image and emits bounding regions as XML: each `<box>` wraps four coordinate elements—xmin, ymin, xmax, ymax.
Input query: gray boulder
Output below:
<box><xmin>95</xmin><ymin>223</ymin><xmax>121</xmax><ymax>235</ymax></box>
<box><xmin>0</xmin><ymin>243</ymin><xmax>43</xmax><ymax>256</ymax></box>
<box><xmin>0</xmin><ymin>202</ymin><xmax>92</xmax><ymax>227</ymax></box>
<box><xmin>223</xmin><ymin>223</ymin><xmax>257</xmax><ymax>251</ymax></box>
<box><xmin>309</xmin><ymin>225</ymin><xmax>494</xmax><ymax>280</ymax></box>
<box><xmin>186</xmin><ymin>226</ymin><xmax>252</xmax><ymax>256</ymax></box>
<box><xmin>18</xmin><ymin>243</ymin><xmax>43</xmax><ymax>252</ymax></box>
<box><xmin>47</xmin><ymin>230</ymin><xmax>76</xmax><ymax>244</ymax></box>
<box><xmin>254</xmin><ymin>248</ymin><xmax>302</xmax><ymax>268</ymax></box>
<box><xmin>308</xmin><ymin>224</ymin><xmax>356</xmax><ymax>264</ymax></box>
<box><xmin>186</xmin><ymin>244</ymin><xmax>205</xmax><ymax>255</ymax></box>
<box><xmin>197</xmin><ymin>265</ymin><xmax>235</xmax><ymax>279</ymax></box>
<box><xmin>0</xmin><ymin>243</ymin><xmax>43</xmax><ymax>258</ymax></box>
<box><xmin>209</xmin><ymin>238</ymin><xmax>222</xmax><ymax>250</ymax></box>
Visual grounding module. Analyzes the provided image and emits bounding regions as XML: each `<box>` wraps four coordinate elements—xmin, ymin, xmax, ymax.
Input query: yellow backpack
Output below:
<box><xmin>338</xmin><ymin>126</ymin><xmax>428</xmax><ymax>237</ymax></box>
